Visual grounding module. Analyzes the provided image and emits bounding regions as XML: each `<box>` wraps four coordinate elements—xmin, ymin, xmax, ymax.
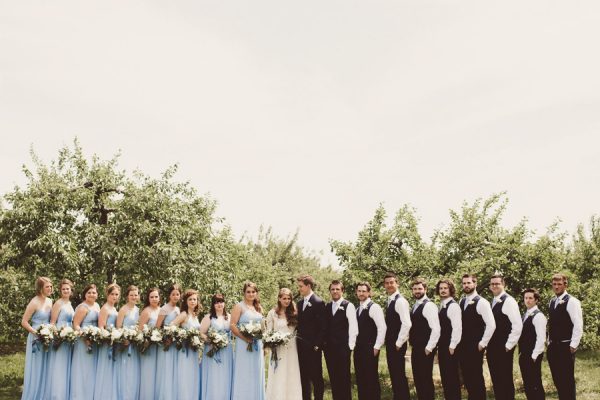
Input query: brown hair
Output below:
<box><xmin>435</xmin><ymin>278</ymin><xmax>456</xmax><ymax>297</ymax></box>
<box><xmin>105</xmin><ymin>283</ymin><xmax>121</xmax><ymax>297</ymax></box>
<box><xmin>356</xmin><ymin>282</ymin><xmax>372</xmax><ymax>292</ymax></box>
<box><xmin>383</xmin><ymin>272</ymin><xmax>398</xmax><ymax>283</ymax></box>
<box><xmin>411</xmin><ymin>277</ymin><xmax>428</xmax><ymax>290</ymax></box>
<box><xmin>276</xmin><ymin>288</ymin><xmax>298</xmax><ymax>327</ymax></box>
<box><xmin>209</xmin><ymin>294</ymin><xmax>228</xmax><ymax>321</ymax></box>
<box><xmin>81</xmin><ymin>284</ymin><xmax>98</xmax><ymax>300</ymax></box>
<box><xmin>143</xmin><ymin>287</ymin><xmax>160</xmax><ymax>309</ymax></box>
<box><xmin>124</xmin><ymin>285</ymin><xmax>139</xmax><ymax>298</ymax></box>
<box><xmin>297</xmin><ymin>274</ymin><xmax>316</xmax><ymax>289</ymax></box>
<box><xmin>181</xmin><ymin>289</ymin><xmax>200</xmax><ymax>315</ymax></box>
<box><xmin>35</xmin><ymin>277</ymin><xmax>52</xmax><ymax>296</ymax></box>
<box><xmin>328</xmin><ymin>280</ymin><xmax>345</xmax><ymax>291</ymax></box>
<box><xmin>165</xmin><ymin>284</ymin><xmax>182</xmax><ymax>306</ymax></box>
<box><xmin>59</xmin><ymin>279</ymin><xmax>74</xmax><ymax>298</ymax></box>
<box><xmin>490</xmin><ymin>274</ymin><xmax>505</xmax><ymax>284</ymax></box>
<box><xmin>462</xmin><ymin>273</ymin><xmax>478</xmax><ymax>283</ymax></box>
<box><xmin>242</xmin><ymin>281</ymin><xmax>263</xmax><ymax>313</ymax></box>
<box><xmin>522</xmin><ymin>288</ymin><xmax>541</xmax><ymax>302</ymax></box>
<box><xmin>552</xmin><ymin>273</ymin><xmax>568</xmax><ymax>285</ymax></box>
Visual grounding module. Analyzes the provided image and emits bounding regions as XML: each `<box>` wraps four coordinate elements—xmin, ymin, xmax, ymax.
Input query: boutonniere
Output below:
<box><xmin>557</xmin><ymin>299</ymin><xmax>565</xmax><ymax>305</ymax></box>
<box><xmin>306</xmin><ymin>302</ymin><xmax>312</xmax><ymax>308</ymax></box>
<box><xmin>338</xmin><ymin>305</ymin><xmax>345</xmax><ymax>311</ymax></box>
<box><xmin>442</xmin><ymin>303</ymin><xmax>447</xmax><ymax>309</ymax></box>
<box><xmin>468</xmin><ymin>300</ymin><xmax>475</xmax><ymax>305</ymax></box>
<box><xmin>496</xmin><ymin>298</ymin><xmax>503</xmax><ymax>304</ymax></box>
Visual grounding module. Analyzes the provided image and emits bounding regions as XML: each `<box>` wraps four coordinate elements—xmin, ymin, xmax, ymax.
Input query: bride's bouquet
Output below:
<box><xmin>205</xmin><ymin>328</ymin><xmax>230</xmax><ymax>362</ymax></box>
<box><xmin>263</xmin><ymin>330</ymin><xmax>294</xmax><ymax>369</ymax></box>
<box><xmin>79</xmin><ymin>326</ymin><xmax>102</xmax><ymax>353</ymax></box>
<box><xmin>239</xmin><ymin>320</ymin><xmax>263</xmax><ymax>352</ymax></box>
<box><xmin>33</xmin><ymin>324</ymin><xmax>56</xmax><ymax>352</ymax></box>
<box><xmin>53</xmin><ymin>326</ymin><xmax>77</xmax><ymax>350</ymax></box>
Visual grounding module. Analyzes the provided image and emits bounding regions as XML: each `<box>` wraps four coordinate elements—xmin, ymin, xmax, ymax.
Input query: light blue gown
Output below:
<box><xmin>93</xmin><ymin>308</ymin><xmax>118</xmax><ymax>400</ymax></box>
<box><xmin>70</xmin><ymin>303</ymin><xmax>100</xmax><ymax>400</ymax></box>
<box><xmin>21</xmin><ymin>307</ymin><xmax>51</xmax><ymax>400</ymax></box>
<box><xmin>231</xmin><ymin>302</ymin><xmax>265</xmax><ymax>400</ymax></box>
<box><xmin>139</xmin><ymin>308</ymin><xmax>160</xmax><ymax>400</ymax></box>
<box><xmin>156</xmin><ymin>305</ymin><xmax>180</xmax><ymax>400</ymax></box>
<box><xmin>48</xmin><ymin>302</ymin><xmax>75</xmax><ymax>400</ymax></box>
<box><xmin>176</xmin><ymin>314</ymin><xmax>201</xmax><ymax>400</ymax></box>
<box><xmin>202</xmin><ymin>316</ymin><xmax>234</xmax><ymax>400</ymax></box>
<box><xmin>116</xmin><ymin>306</ymin><xmax>140</xmax><ymax>400</ymax></box>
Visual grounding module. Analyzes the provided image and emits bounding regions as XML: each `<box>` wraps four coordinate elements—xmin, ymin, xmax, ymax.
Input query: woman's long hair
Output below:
<box><xmin>143</xmin><ymin>287</ymin><xmax>160</xmax><ymax>309</ymax></box>
<box><xmin>209</xmin><ymin>294</ymin><xmax>228</xmax><ymax>320</ymax></box>
<box><xmin>181</xmin><ymin>289</ymin><xmax>200</xmax><ymax>316</ymax></box>
<box><xmin>276</xmin><ymin>288</ymin><xmax>297</xmax><ymax>327</ymax></box>
<box><xmin>242</xmin><ymin>281</ymin><xmax>263</xmax><ymax>314</ymax></box>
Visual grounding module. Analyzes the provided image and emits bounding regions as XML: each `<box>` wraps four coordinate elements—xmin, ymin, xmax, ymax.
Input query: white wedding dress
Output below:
<box><xmin>265</xmin><ymin>309</ymin><xmax>302</xmax><ymax>400</ymax></box>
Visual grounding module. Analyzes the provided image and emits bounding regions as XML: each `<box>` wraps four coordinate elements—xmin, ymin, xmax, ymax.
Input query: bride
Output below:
<box><xmin>265</xmin><ymin>288</ymin><xmax>302</xmax><ymax>400</ymax></box>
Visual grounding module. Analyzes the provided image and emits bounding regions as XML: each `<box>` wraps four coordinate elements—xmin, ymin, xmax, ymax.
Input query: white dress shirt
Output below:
<box><xmin>550</xmin><ymin>291</ymin><xmax>583</xmax><ymax>348</ymax></box>
<box><xmin>388</xmin><ymin>291</ymin><xmax>412</xmax><ymax>347</ymax></box>
<box><xmin>412</xmin><ymin>296</ymin><xmax>441</xmax><ymax>352</ymax></box>
<box><xmin>523</xmin><ymin>305</ymin><xmax>547</xmax><ymax>361</ymax></box>
<box><xmin>493</xmin><ymin>291</ymin><xmax>523</xmax><ymax>350</ymax></box>
<box><xmin>332</xmin><ymin>297</ymin><xmax>358</xmax><ymax>350</ymax></box>
<box><xmin>463</xmin><ymin>291</ymin><xmax>496</xmax><ymax>348</ymax></box>
<box><xmin>358</xmin><ymin>298</ymin><xmax>387</xmax><ymax>350</ymax></box>
<box><xmin>440</xmin><ymin>297</ymin><xmax>462</xmax><ymax>350</ymax></box>
<box><xmin>303</xmin><ymin>292</ymin><xmax>314</xmax><ymax>311</ymax></box>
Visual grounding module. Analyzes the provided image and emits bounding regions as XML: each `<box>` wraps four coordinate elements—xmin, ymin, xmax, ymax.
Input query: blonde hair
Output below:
<box><xmin>35</xmin><ymin>277</ymin><xmax>52</xmax><ymax>296</ymax></box>
<box><xmin>106</xmin><ymin>283</ymin><xmax>121</xmax><ymax>297</ymax></box>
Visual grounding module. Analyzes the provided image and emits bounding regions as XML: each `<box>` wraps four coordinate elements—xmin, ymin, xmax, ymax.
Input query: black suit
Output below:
<box><xmin>324</xmin><ymin>300</ymin><xmax>352</xmax><ymax>400</ymax></box>
<box><xmin>297</xmin><ymin>293</ymin><xmax>326</xmax><ymax>400</ymax></box>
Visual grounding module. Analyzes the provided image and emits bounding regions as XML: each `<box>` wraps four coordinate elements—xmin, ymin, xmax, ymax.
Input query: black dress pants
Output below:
<box><xmin>354</xmin><ymin>344</ymin><xmax>381</xmax><ymax>400</ymax></box>
<box><xmin>547</xmin><ymin>343</ymin><xmax>576</xmax><ymax>400</ymax></box>
<box><xmin>411</xmin><ymin>346</ymin><xmax>436</xmax><ymax>400</ymax></box>
<box><xmin>439</xmin><ymin>346</ymin><xmax>461</xmax><ymax>400</ymax></box>
<box><xmin>298</xmin><ymin>341</ymin><xmax>324</xmax><ymax>400</ymax></box>
<box><xmin>519</xmin><ymin>353</ymin><xmax>546</xmax><ymax>400</ymax></box>
<box><xmin>324</xmin><ymin>344</ymin><xmax>352</xmax><ymax>400</ymax></box>
<box><xmin>386</xmin><ymin>342</ymin><xmax>410</xmax><ymax>400</ymax></box>
<box><xmin>487</xmin><ymin>345</ymin><xmax>515</xmax><ymax>400</ymax></box>
<box><xmin>459</xmin><ymin>345</ymin><xmax>487</xmax><ymax>400</ymax></box>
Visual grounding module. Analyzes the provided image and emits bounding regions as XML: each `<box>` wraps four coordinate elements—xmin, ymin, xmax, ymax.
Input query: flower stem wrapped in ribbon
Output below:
<box><xmin>263</xmin><ymin>330</ymin><xmax>294</xmax><ymax>369</ymax></box>
<box><xmin>239</xmin><ymin>320</ymin><xmax>263</xmax><ymax>352</ymax></box>
<box><xmin>206</xmin><ymin>328</ymin><xmax>230</xmax><ymax>363</ymax></box>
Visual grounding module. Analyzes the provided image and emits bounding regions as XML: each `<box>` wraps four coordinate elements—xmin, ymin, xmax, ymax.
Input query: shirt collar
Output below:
<box><xmin>526</xmin><ymin>305</ymin><xmax>539</xmax><ymax>315</ymax></box>
<box><xmin>465</xmin><ymin>290</ymin><xmax>478</xmax><ymax>301</ymax></box>
<box><xmin>494</xmin><ymin>291</ymin><xmax>507</xmax><ymax>301</ymax></box>
<box><xmin>388</xmin><ymin>291</ymin><xmax>400</xmax><ymax>301</ymax></box>
<box><xmin>556</xmin><ymin>291</ymin><xmax>568</xmax><ymax>300</ymax></box>
<box><xmin>360</xmin><ymin>298</ymin><xmax>372</xmax><ymax>307</ymax></box>
<box><xmin>415</xmin><ymin>295</ymin><xmax>428</xmax><ymax>305</ymax></box>
<box><xmin>304</xmin><ymin>292</ymin><xmax>313</xmax><ymax>302</ymax></box>
<box><xmin>333</xmin><ymin>297</ymin><xmax>344</xmax><ymax>305</ymax></box>
<box><xmin>441</xmin><ymin>297</ymin><xmax>454</xmax><ymax>306</ymax></box>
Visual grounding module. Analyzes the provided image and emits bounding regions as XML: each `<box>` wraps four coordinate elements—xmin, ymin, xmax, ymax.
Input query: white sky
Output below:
<box><xmin>1</xmin><ymin>0</ymin><xmax>599</xmax><ymax>267</ymax></box>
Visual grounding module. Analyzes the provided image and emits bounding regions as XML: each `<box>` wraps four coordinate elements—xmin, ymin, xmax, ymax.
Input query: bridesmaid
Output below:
<box><xmin>230</xmin><ymin>281</ymin><xmax>266</xmax><ymax>400</ymax></box>
<box><xmin>48</xmin><ymin>279</ymin><xmax>75</xmax><ymax>400</ymax></box>
<box><xmin>70</xmin><ymin>284</ymin><xmax>101</xmax><ymax>400</ymax></box>
<box><xmin>115</xmin><ymin>285</ymin><xmax>141</xmax><ymax>400</ymax></box>
<box><xmin>138</xmin><ymin>287</ymin><xmax>161</xmax><ymax>400</ymax></box>
<box><xmin>21</xmin><ymin>276</ymin><xmax>53</xmax><ymax>400</ymax></box>
<box><xmin>171</xmin><ymin>289</ymin><xmax>202</xmax><ymax>400</ymax></box>
<box><xmin>155</xmin><ymin>284</ymin><xmax>181</xmax><ymax>400</ymax></box>
<box><xmin>93</xmin><ymin>283</ymin><xmax>120</xmax><ymax>400</ymax></box>
<box><xmin>200</xmin><ymin>293</ymin><xmax>234</xmax><ymax>400</ymax></box>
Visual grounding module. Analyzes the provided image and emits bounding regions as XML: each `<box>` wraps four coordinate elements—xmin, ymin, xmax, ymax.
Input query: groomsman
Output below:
<box><xmin>458</xmin><ymin>273</ymin><xmax>496</xmax><ymax>400</ymax></box>
<box><xmin>354</xmin><ymin>282</ymin><xmax>387</xmax><ymax>400</ymax></box>
<box><xmin>519</xmin><ymin>288</ymin><xmax>547</xmax><ymax>400</ymax></box>
<box><xmin>324</xmin><ymin>280</ymin><xmax>358</xmax><ymax>400</ymax></box>
<box><xmin>436</xmin><ymin>278</ymin><xmax>462</xmax><ymax>400</ymax></box>
<box><xmin>383</xmin><ymin>272</ymin><xmax>412</xmax><ymax>400</ymax></box>
<box><xmin>547</xmin><ymin>273</ymin><xmax>583</xmax><ymax>400</ymax></box>
<box><xmin>297</xmin><ymin>274</ymin><xmax>326</xmax><ymax>400</ymax></box>
<box><xmin>409</xmin><ymin>278</ymin><xmax>440</xmax><ymax>400</ymax></box>
<box><xmin>488</xmin><ymin>274</ymin><xmax>523</xmax><ymax>400</ymax></box>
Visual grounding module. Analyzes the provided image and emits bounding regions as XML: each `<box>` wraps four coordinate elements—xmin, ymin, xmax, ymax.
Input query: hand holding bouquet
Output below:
<box><xmin>239</xmin><ymin>320</ymin><xmax>263</xmax><ymax>352</ymax></box>
<box><xmin>263</xmin><ymin>330</ymin><xmax>294</xmax><ymax>368</ymax></box>
<box><xmin>33</xmin><ymin>324</ymin><xmax>56</xmax><ymax>352</ymax></box>
<box><xmin>206</xmin><ymin>328</ymin><xmax>230</xmax><ymax>362</ymax></box>
<box><xmin>53</xmin><ymin>326</ymin><xmax>77</xmax><ymax>350</ymax></box>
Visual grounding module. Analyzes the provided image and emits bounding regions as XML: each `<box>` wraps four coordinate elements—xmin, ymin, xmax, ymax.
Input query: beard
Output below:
<box><xmin>413</xmin><ymin>292</ymin><xmax>424</xmax><ymax>300</ymax></box>
<box><xmin>463</xmin><ymin>286</ymin><xmax>474</xmax><ymax>294</ymax></box>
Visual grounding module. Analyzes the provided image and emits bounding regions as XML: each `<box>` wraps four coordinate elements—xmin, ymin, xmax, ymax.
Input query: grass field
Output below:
<box><xmin>2</xmin><ymin>345</ymin><xmax>598</xmax><ymax>400</ymax></box>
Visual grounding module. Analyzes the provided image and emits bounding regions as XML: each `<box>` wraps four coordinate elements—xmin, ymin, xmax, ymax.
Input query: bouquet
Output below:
<box><xmin>53</xmin><ymin>326</ymin><xmax>77</xmax><ymax>350</ymax></box>
<box><xmin>33</xmin><ymin>324</ymin><xmax>56</xmax><ymax>352</ymax></box>
<box><xmin>118</xmin><ymin>326</ymin><xmax>140</xmax><ymax>356</ymax></box>
<box><xmin>97</xmin><ymin>327</ymin><xmax>112</xmax><ymax>346</ymax></box>
<box><xmin>263</xmin><ymin>330</ymin><xmax>294</xmax><ymax>369</ymax></box>
<box><xmin>79</xmin><ymin>326</ymin><xmax>102</xmax><ymax>353</ymax></box>
<box><xmin>161</xmin><ymin>325</ymin><xmax>184</xmax><ymax>351</ymax></box>
<box><xmin>205</xmin><ymin>328</ymin><xmax>230</xmax><ymax>362</ymax></box>
<box><xmin>239</xmin><ymin>320</ymin><xmax>263</xmax><ymax>352</ymax></box>
<box><xmin>185</xmin><ymin>328</ymin><xmax>205</xmax><ymax>353</ymax></box>
<box><xmin>137</xmin><ymin>325</ymin><xmax>163</xmax><ymax>354</ymax></box>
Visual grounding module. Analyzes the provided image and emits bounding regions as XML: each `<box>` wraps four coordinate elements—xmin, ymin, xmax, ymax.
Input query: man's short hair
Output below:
<box><xmin>329</xmin><ymin>280</ymin><xmax>345</xmax><ymax>291</ymax></box>
<box><xmin>411</xmin><ymin>277</ymin><xmax>427</xmax><ymax>290</ymax></box>
<box><xmin>383</xmin><ymin>272</ymin><xmax>398</xmax><ymax>282</ymax></box>
<box><xmin>490</xmin><ymin>274</ymin><xmax>505</xmax><ymax>284</ymax></box>
<box><xmin>356</xmin><ymin>282</ymin><xmax>372</xmax><ymax>292</ymax></box>
<box><xmin>462</xmin><ymin>273</ymin><xmax>477</xmax><ymax>283</ymax></box>
<box><xmin>297</xmin><ymin>274</ymin><xmax>316</xmax><ymax>289</ymax></box>
<box><xmin>522</xmin><ymin>288</ymin><xmax>541</xmax><ymax>302</ymax></box>
<box><xmin>551</xmin><ymin>273</ymin><xmax>568</xmax><ymax>285</ymax></box>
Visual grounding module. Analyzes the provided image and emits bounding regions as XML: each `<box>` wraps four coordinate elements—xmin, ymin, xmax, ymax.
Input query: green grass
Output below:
<box><xmin>2</xmin><ymin>346</ymin><xmax>599</xmax><ymax>399</ymax></box>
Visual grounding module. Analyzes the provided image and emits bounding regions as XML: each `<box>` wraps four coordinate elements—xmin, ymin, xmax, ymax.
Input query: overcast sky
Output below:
<box><xmin>1</xmin><ymin>0</ymin><xmax>599</xmax><ymax>266</ymax></box>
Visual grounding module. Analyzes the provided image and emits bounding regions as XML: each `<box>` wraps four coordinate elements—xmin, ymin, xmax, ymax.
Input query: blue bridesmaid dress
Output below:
<box><xmin>70</xmin><ymin>303</ymin><xmax>99</xmax><ymax>400</ymax></box>
<box><xmin>139</xmin><ymin>308</ymin><xmax>160</xmax><ymax>400</ymax></box>
<box><xmin>202</xmin><ymin>316</ymin><xmax>234</xmax><ymax>400</ymax></box>
<box><xmin>116</xmin><ymin>307</ymin><xmax>140</xmax><ymax>400</ymax></box>
<box><xmin>156</xmin><ymin>305</ymin><xmax>180</xmax><ymax>400</ymax></box>
<box><xmin>231</xmin><ymin>302</ymin><xmax>265</xmax><ymax>400</ymax></box>
<box><xmin>176</xmin><ymin>314</ymin><xmax>201</xmax><ymax>400</ymax></box>
<box><xmin>93</xmin><ymin>308</ymin><xmax>118</xmax><ymax>400</ymax></box>
<box><xmin>21</xmin><ymin>307</ymin><xmax>51</xmax><ymax>400</ymax></box>
<box><xmin>48</xmin><ymin>302</ymin><xmax>75</xmax><ymax>400</ymax></box>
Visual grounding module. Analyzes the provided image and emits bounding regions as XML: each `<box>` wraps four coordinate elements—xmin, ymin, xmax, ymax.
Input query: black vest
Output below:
<box><xmin>409</xmin><ymin>299</ymin><xmax>431</xmax><ymax>349</ymax></box>
<box><xmin>325</xmin><ymin>300</ymin><xmax>350</xmax><ymax>347</ymax></box>
<box><xmin>385</xmin><ymin>294</ymin><xmax>402</xmax><ymax>345</ymax></box>
<box><xmin>356</xmin><ymin>301</ymin><xmax>377</xmax><ymax>347</ymax></box>
<box><xmin>460</xmin><ymin>295</ymin><xmax>485</xmax><ymax>346</ymax></box>
<box><xmin>439</xmin><ymin>299</ymin><xmax>456</xmax><ymax>348</ymax></box>
<box><xmin>548</xmin><ymin>294</ymin><xmax>573</xmax><ymax>343</ymax></box>
<box><xmin>489</xmin><ymin>293</ymin><xmax>511</xmax><ymax>349</ymax></box>
<box><xmin>519</xmin><ymin>309</ymin><xmax>541</xmax><ymax>356</ymax></box>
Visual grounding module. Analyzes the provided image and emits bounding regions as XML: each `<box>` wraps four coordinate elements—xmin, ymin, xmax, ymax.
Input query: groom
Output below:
<box><xmin>297</xmin><ymin>274</ymin><xmax>326</xmax><ymax>400</ymax></box>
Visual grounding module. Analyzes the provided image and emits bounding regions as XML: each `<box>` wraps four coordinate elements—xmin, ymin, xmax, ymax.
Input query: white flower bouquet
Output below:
<box><xmin>239</xmin><ymin>320</ymin><xmax>263</xmax><ymax>352</ymax></box>
<box><xmin>161</xmin><ymin>325</ymin><xmax>185</xmax><ymax>351</ymax></box>
<box><xmin>33</xmin><ymin>324</ymin><xmax>56</xmax><ymax>352</ymax></box>
<box><xmin>138</xmin><ymin>325</ymin><xmax>162</xmax><ymax>354</ymax></box>
<box><xmin>79</xmin><ymin>325</ymin><xmax>101</xmax><ymax>353</ymax></box>
<box><xmin>53</xmin><ymin>326</ymin><xmax>77</xmax><ymax>349</ymax></box>
<box><xmin>117</xmin><ymin>326</ymin><xmax>140</xmax><ymax>356</ymax></box>
<box><xmin>206</xmin><ymin>328</ymin><xmax>230</xmax><ymax>361</ymax></box>
<box><xmin>185</xmin><ymin>328</ymin><xmax>205</xmax><ymax>353</ymax></box>
<box><xmin>263</xmin><ymin>330</ymin><xmax>294</xmax><ymax>368</ymax></box>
